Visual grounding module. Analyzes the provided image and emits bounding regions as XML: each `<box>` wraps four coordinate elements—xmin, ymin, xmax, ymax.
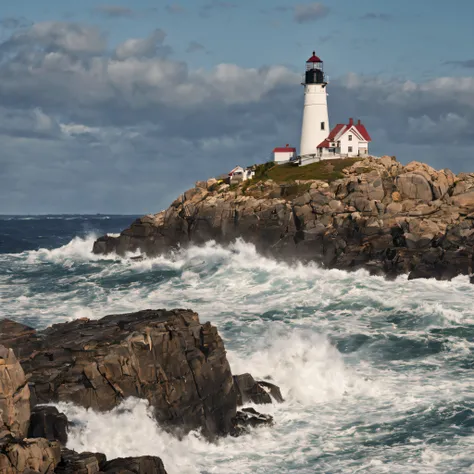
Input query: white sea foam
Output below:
<box><xmin>60</xmin><ymin>330</ymin><xmax>376</xmax><ymax>474</ymax></box>
<box><xmin>3</xmin><ymin>236</ymin><xmax>474</xmax><ymax>328</ymax></box>
<box><xmin>4</xmin><ymin>236</ymin><xmax>474</xmax><ymax>472</ymax></box>
<box><xmin>59</xmin><ymin>327</ymin><xmax>474</xmax><ymax>474</ymax></box>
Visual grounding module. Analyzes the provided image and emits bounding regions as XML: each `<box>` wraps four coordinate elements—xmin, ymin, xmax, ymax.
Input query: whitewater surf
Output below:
<box><xmin>2</xmin><ymin>216</ymin><xmax>474</xmax><ymax>473</ymax></box>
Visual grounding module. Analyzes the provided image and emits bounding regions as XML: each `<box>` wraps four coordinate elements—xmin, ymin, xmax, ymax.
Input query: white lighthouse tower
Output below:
<box><xmin>299</xmin><ymin>52</ymin><xmax>329</xmax><ymax>157</ymax></box>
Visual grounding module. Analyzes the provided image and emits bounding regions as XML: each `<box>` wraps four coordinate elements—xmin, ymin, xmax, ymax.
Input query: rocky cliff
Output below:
<box><xmin>0</xmin><ymin>343</ymin><xmax>168</xmax><ymax>474</ymax></box>
<box><xmin>0</xmin><ymin>309</ymin><xmax>281</xmax><ymax>473</ymax></box>
<box><xmin>0</xmin><ymin>310</ymin><xmax>279</xmax><ymax>439</ymax></box>
<box><xmin>0</xmin><ymin>309</ymin><xmax>237</xmax><ymax>439</ymax></box>
<box><xmin>93</xmin><ymin>156</ymin><xmax>474</xmax><ymax>281</ymax></box>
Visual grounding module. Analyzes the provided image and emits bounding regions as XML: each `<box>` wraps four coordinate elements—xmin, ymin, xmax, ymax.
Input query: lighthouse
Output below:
<box><xmin>299</xmin><ymin>52</ymin><xmax>329</xmax><ymax>157</ymax></box>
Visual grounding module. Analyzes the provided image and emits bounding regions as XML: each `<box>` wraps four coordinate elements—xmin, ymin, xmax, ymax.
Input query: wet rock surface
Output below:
<box><xmin>55</xmin><ymin>449</ymin><xmax>106</xmax><ymax>474</ymax></box>
<box><xmin>0</xmin><ymin>309</ymin><xmax>237</xmax><ymax>439</ymax></box>
<box><xmin>231</xmin><ymin>408</ymin><xmax>274</xmax><ymax>436</ymax></box>
<box><xmin>28</xmin><ymin>407</ymin><xmax>68</xmax><ymax>446</ymax></box>
<box><xmin>0</xmin><ymin>310</ymin><xmax>279</xmax><ymax>473</ymax></box>
<box><xmin>101</xmin><ymin>456</ymin><xmax>168</xmax><ymax>473</ymax></box>
<box><xmin>56</xmin><ymin>450</ymin><xmax>168</xmax><ymax>474</ymax></box>
<box><xmin>234</xmin><ymin>374</ymin><xmax>284</xmax><ymax>405</ymax></box>
<box><xmin>93</xmin><ymin>157</ymin><xmax>474</xmax><ymax>281</ymax></box>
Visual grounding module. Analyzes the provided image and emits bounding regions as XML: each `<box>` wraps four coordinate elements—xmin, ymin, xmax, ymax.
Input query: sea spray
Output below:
<box><xmin>3</xmin><ymin>219</ymin><xmax>474</xmax><ymax>472</ymax></box>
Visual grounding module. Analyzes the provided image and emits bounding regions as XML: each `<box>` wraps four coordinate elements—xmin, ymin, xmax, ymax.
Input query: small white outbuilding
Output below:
<box><xmin>228</xmin><ymin>166</ymin><xmax>255</xmax><ymax>183</ymax></box>
<box><xmin>273</xmin><ymin>145</ymin><xmax>297</xmax><ymax>163</ymax></box>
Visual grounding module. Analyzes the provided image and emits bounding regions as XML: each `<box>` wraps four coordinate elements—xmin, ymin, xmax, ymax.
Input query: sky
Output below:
<box><xmin>0</xmin><ymin>0</ymin><xmax>474</xmax><ymax>214</ymax></box>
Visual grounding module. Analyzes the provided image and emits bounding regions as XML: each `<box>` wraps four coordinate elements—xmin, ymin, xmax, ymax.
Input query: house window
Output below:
<box><xmin>348</xmin><ymin>146</ymin><xmax>353</xmax><ymax>153</ymax></box>
<box><xmin>348</xmin><ymin>135</ymin><xmax>353</xmax><ymax>141</ymax></box>
<box><xmin>321</xmin><ymin>122</ymin><xmax>325</xmax><ymax>130</ymax></box>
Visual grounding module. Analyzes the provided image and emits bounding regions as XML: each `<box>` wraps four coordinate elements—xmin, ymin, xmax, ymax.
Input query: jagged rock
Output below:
<box><xmin>56</xmin><ymin>449</ymin><xmax>168</xmax><ymax>474</ymax></box>
<box><xmin>101</xmin><ymin>456</ymin><xmax>167</xmax><ymax>474</ymax></box>
<box><xmin>0</xmin><ymin>346</ymin><xmax>30</xmax><ymax>438</ymax></box>
<box><xmin>255</xmin><ymin>381</ymin><xmax>284</xmax><ymax>403</ymax></box>
<box><xmin>0</xmin><ymin>343</ymin><xmax>170</xmax><ymax>474</ymax></box>
<box><xmin>92</xmin><ymin>156</ymin><xmax>474</xmax><ymax>282</ymax></box>
<box><xmin>231</xmin><ymin>408</ymin><xmax>273</xmax><ymax>436</ymax></box>
<box><xmin>0</xmin><ymin>438</ymin><xmax>61</xmax><ymax>474</ymax></box>
<box><xmin>404</xmin><ymin>232</ymin><xmax>434</xmax><ymax>249</ymax></box>
<box><xmin>233</xmin><ymin>374</ymin><xmax>280</xmax><ymax>405</ymax></box>
<box><xmin>233</xmin><ymin>374</ymin><xmax>269</xmax><ymax>405</ymax></box>
<box><xmin>55</xmin><ymin>449</ymin><xmax>106</xmax><ymax>474</ymax></box>
<box><xmin>0</xmin><ymin>310</ymin><xmax>237</xmax><ymax>439</ymax></box>
<box><xmin>28</xmin><ymin>407</ymin><xmax>68</xmax><ymax>446</ymax></box>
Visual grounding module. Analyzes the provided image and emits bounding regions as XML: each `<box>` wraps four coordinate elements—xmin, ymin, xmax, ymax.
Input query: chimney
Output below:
<box><xmin>349</xmin><ymin>118</ymin><xmax>353</xmax><ymax>125</ymax></box>
<box><xmin>357</xmin><ymin>119</ymin><xmax>361</xmax><ymax>125</ymax></box>
<box><xmin>286</xmin><ymin>143</ymin><xmax>289</xmax><ymax>147</ymax></box>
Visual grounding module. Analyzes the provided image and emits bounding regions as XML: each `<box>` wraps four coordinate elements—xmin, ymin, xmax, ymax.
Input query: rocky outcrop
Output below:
<box><xmin>28</xmin><ymin>407</ymin><xmax>68</xmax><ymax>446</ymax></box>
<box><xmin>233</xmin><ymin>374</ymin><xmax>284</xmax><ymax>405</ymax></box>
<box><xmin>100</xmin><ymin>456</ymin><xmax>167</xmax><ymax>474</ymax></box>
<box><xmin>0</xmin><ymin>309</ymin><xmax>237</xmax><ymax>439</ymax></box>
<box><xmin>0</xmin><ymin>343</ymin><xmax>171</xmax><ymax>474</ymax></box>
<box><xmin>231</xmin><ymin>408</ymin><xmax>274</xmax><ymax>436</ymax></box>
<box><xmin>0</xmin><ymin>442</ymin><xmax>169</xmax><ymax>474</ymax></box>
<box><xmin>56</xmin><ymin>450</ymin><xmax>167</xmax><ymax>474</ymax></box>
<box><xmin>93</xmin><ymin>156</ymin><xmax>474</xmax><ymax>281</ymax></box>
<box><xmin>0</xmin><ymin>346</ymin><xmax>30</xmax><ymax>439</ymax></box>
<box><xmin>0</xmin><ymin>437</ymin><xmax>61</xmax><ymax>474</ymax></box>
<box><xmin>55</xmin><ymin>449</ymin><xmax>106</xmax><ymax>474</ymax></box>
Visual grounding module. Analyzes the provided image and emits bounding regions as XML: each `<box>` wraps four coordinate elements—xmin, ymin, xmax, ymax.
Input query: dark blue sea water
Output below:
<box><xmin>2</xmin><ymin>215</ymin><xmax>474</xmax><ymax>473</ymax></box>
<box><xmin>0</xmin><ymin>215</ymin><xmax>137</xmax><ymax>254</ymax></box>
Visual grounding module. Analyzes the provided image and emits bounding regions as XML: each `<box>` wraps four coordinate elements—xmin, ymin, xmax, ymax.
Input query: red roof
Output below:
<box><xmin>317</xmin><ymin>119</ymin><xmax>371</xmax><ymax>148</ymax></box>
<box><xmin>327</xmin><ymin>124</ymin><xmax>346</xmax><ymax>140</ymax></box>
<box><xmin>354</xmin><ymin>123</ymin><xmax>371</xmax><ymax>141</ymax></box>
<box><xmin>307</xmin><ymin>51</ymin><xmax>322</xmax><ymax>63</ymax></box>
<box><xmin>317</xmin><ymin>139</ymin><xmax>331</xmax><ymax>148</ymax></box>
<box><xmin>273</xmin><ymin>147</ymin><xmax>296</xmax><ymax>153</ymax></box>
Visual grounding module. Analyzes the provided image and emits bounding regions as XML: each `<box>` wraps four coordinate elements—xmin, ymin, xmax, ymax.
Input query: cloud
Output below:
<box><xmin>446</xmin><ymin>59</ymin><xmax>474</xmax><ymax>69</ymax></box>
<box><xmin>93</xmin><ymin>5</ymin><xmax>134</xmax><ymax>18</ymax></box>
<box><xmin>0</xmin><ymin>17</ymin><xmax>31</xmax><ymax>29</ymax></box>
<box><xmin>186</xmin><ymin>41</ymin><xmax>206</xmax><ymax>53</ymax></box>
<box><xmin>0</xmin><ymin>107</ymin><xmax>60</xmax><ymax>140</ymax></box>
<box><xmin>200</xmin><ymin>1</ymin><xmax>237</xmax><ymax>18</ymax></box>
<box><xmin>115</xmin><ymin>29</ymin><xmax>170</xmax><ymax>60</ymax></box>
<box><xmin>294</xmin><ymin>3</ymin><xmax>329</xmax><ymax>23</ymax></box>
<box><xmin>165</xmin><ymin>4</ymin><xmax>186</xmax><ymax>14</ymax></box>
<box><xmin>1</xmin><ymin>21</ymin><xmax>474</xmax><ymax>213</ymax></box>
<box><xmin>0</xmin><ymin>21</ymin><xmax>106</xmax><ymax>55</ymax></box>
<box><xmin>360</xmin><ymin>13</ymin><xmax>392</xmax><ymax>21</ymax></box>
<box><xmin>259</xmin><ymin>6</ymin><xmax>292</xmax><ymax>14</ymax></box>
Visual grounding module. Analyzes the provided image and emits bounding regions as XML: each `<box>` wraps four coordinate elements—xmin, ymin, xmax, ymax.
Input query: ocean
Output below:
<box><xmin>1</xmin><ymin>215</ymin><xmax>474</xmax><ymax>473</ymax></box>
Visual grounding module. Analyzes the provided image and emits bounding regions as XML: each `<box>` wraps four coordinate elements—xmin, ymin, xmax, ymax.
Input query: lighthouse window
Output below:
<box><xmin>348</xmin><ymin>146</ymin><xmax>353</xmax><ymax>153</ymax></box>
<box><xmin>321</xmin><ymin>122</ymin><xmax>325</xmax><ymax>131</ymax></box>
<box><xmin>349</xmin><ymin>135</ymin><xmax>353</xmax><ymax>141</ymax></box>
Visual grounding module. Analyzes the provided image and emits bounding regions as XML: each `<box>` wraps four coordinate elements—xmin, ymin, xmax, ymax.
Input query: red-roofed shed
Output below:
<box><xmin>273</xmin><ymin>144</ymin><xmax>297</xmax><ymax>163</ymax></box>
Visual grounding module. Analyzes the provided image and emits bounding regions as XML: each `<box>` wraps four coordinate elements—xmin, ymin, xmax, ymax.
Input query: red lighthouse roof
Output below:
<box><xmin>307</xmin><ymin>51</ymin><xmax>322</xmax><ymax>63</ymax></box>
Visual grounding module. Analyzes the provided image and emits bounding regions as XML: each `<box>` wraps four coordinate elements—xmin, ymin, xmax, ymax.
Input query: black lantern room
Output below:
<box><xmin>305</xmin><ymin>51</ymin><xmax>326</xmax><ymax>85</ymax></box>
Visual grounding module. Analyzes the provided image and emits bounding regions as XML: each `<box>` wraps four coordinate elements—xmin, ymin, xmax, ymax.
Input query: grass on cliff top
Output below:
<box><xmin>261</xmin><ymin>158</ymin><xmax>362</xmax><ymax>183</ymax></box>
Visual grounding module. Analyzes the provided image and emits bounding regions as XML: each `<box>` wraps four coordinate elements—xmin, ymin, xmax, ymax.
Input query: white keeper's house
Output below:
<box><xmin>317</xmin><ymin>118</ymin><xmax>371</xmax><ymax>158</ymax></box>
<box><xmin>273</xmin><ymin>51</ymin><xmax>373</xmax><ymax>165</ymax></box>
